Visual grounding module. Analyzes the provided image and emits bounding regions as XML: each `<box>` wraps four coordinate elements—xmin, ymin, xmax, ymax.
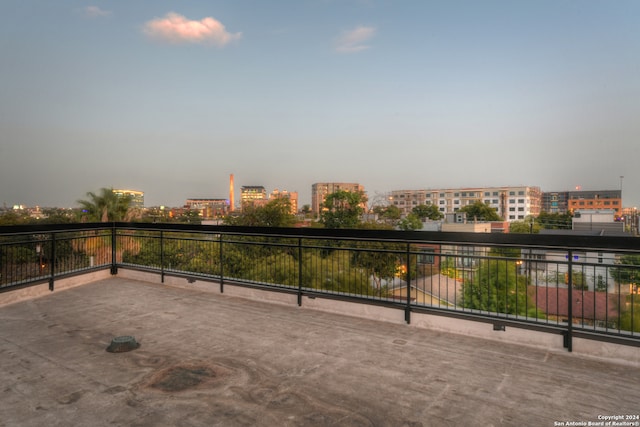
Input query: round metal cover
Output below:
<box><xmin>106</xmin><ymin>335</ymin><xmax>140</xmax><ymax>353</ymax></box>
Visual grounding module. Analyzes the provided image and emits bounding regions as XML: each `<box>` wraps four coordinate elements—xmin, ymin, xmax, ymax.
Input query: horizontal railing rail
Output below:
<box><xmin>1</xmin><ymin>222</ymin><xmax>639</xmax><ymax>350</ymax></box>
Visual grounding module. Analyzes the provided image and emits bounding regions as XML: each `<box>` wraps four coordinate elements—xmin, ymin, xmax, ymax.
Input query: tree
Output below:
<box><xmin>398</xmin><ymin>213</ymin><xmax>423</xmax><ymax>231</ymax></box>
<box><xmin>611</xmin><ymin>254</ymin><xmax>640</xmax><ymax>290</ymax></box>
<box><xmin>459</xmin><ymin>201</ymin><xmax>502</xmax><ymax>221</ymax></box>
<box><xmin>536</xmin><ymin>211</ymin><xmax>572</xmax><ymax>230</ymax></box>
<box><xmin>462</xmin><ymin>258</ymin><xmax>529</xmax><ymax>315</ymax></box>
<box><xmin>319</xmin><ymin>190</ymin><xmax>367</xmax><ymax>229</ymax></box>
<box><xmin>77</xmin><ymin>188</ymin><xmax>132</xmax><ymax>222</ymax></box>
<box><xmin>224</xmin><ymin>198</ymin><xmax>295</xmax><ymax>227</ymax></box>
<box><xmin>373</xmin><ymin>205</ymin><xmax>402</xmax><ymax>227</ymax></box>
<box><xmin>509</xmin><ymin>217</ymin><xmax>541</xmax><ymax>234</ymax></box>
<box><xmin>412</xmin><ymin>204</ymin><xmax>443</xmax><ymax>221</ymax></box>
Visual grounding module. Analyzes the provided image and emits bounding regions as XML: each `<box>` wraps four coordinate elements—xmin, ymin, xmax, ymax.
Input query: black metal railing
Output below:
<box><xmin>2</xmin><ymin>222</ymin><xmax>639</xmax><ymax>350</ymax></box>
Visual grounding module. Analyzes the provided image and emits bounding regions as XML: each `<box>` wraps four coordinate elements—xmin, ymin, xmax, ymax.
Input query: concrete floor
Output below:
<box><xmin>1</xmin><ymin>277</ymin><xmax>638</xmax><ymax>427</ymax></box>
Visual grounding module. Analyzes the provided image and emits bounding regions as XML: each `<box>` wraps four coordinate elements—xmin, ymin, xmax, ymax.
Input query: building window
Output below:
<box><xmin>518</xmin><ymin>191</ymin><xmax>525</xmax><ymax>195</ymax></box>
<box><xmin>518</xmin><ymin>199</ymin><xmax>525</xmax><ymax>203</ymax></box>
<box><xmin>509</xmin><ymin>191</ymin><xmax>515</xmax><ymax>196</ymax></box>
<box><xmin>418</xmin><ymin>248</ymin><xmax>435</xmax><ymax>264</ymax></box>
<box><xmin>509</xmin><ymin>199</ymin><xmax>516</xmax><ymax>204</ymax></box>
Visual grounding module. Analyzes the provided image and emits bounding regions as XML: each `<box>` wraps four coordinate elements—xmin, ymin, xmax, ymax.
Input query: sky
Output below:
<box><xmin>1</xmin><ymin>0</ymin><xmax>639</xmax><ymax>209</ymax></box>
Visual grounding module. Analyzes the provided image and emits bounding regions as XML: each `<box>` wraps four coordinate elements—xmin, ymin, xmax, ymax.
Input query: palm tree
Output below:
<box><xmin>78</xmin><ymin>188</ymin><xmax>133</xmax><ymax>222</ymax></box>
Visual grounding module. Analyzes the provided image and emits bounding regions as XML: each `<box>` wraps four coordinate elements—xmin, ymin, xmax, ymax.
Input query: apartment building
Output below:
<box><xmin>270</xmin><ymin>189</ymin><xmax>298</xmax><ymax>214</ymax></box>
<box><xmin>311</xmin><ymin>182</ymin><xmax>365</xmax><ymax>215</ymax></box>
<box><xmin>542</xmin><ymin>190</ymin><xmax>622</xmax><ymax>217</ymax></box>
<box><xmin>567</xmin><ymin>190</ymin><xmax>622</xmax><ymax>218</ymax></box>
<box><xmin>388</xmin><ymin>186</ymin><xmax>542</xmax><ymax>221</ymax></box>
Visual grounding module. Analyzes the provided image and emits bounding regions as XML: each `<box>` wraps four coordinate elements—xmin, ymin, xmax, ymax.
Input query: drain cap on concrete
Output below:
<box><xmin>106</xmin><ymin>336</ymin><xmax>140</xmax><ymax>353</ymax></box>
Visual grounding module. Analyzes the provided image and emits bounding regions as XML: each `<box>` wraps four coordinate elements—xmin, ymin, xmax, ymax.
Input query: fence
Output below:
<box><xmin>2</xmin><ymin>222</ymin><xmax>639</xmax><ymax>350</ymax></box>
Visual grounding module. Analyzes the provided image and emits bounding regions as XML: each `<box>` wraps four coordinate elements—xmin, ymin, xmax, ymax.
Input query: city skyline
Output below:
<box><xmin>1</xmin><ymin>1</ymin><xmax>639</xmax><ymax>208</ymax></box>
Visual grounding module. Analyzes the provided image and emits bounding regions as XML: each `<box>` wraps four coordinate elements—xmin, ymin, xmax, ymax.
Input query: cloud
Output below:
<box><xmin>335</xmin><ymin>26</ymin><xmax>376</xmax><ymax>53</ymax></box>
<box><xmin>84</xmin><ymin>6</ymin><xmax>111</xmax><ymax>18</ymax></box>
<box><xmin>142</xmin><ymin>12</ymin><xmax>242</xmax><ymax>46</ymax></box>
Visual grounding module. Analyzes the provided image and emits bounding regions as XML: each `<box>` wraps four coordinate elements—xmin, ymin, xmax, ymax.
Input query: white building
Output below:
<box><xmin>388</xmin><ymin>186</ymin><xmax>542</xmax><ymax>221</ymax></box>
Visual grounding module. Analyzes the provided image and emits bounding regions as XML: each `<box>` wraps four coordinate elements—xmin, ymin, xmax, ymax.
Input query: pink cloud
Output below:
<box><xmin>335</xmin><ymin>26</ymin><xmax>376</xmax><ymax>53</ymax></box>
<box><xmin>142</xmin><ymin>12</ymin><xmax>242</xmax><ymax>46</ymax></box>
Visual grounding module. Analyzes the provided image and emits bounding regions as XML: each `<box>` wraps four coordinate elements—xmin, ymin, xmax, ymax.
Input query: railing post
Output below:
<box><xmin>49</xmin><ymin>233</ymin><xmax>55</xmax><ymax>291</ymax></box>
<box><xmin>110</xmin><ymin>224</ymin><xmax>117</xmax><ymax>275</ymax></box>
<box><xmin>405</xmin><ymin>243</ymin><xmax>411</xmax><ymax>324</ymax></box>
<box><xmin>298</xmin><ymin>238</ymin><xmax>302</xmax><ymax>306</ymax></box>
<box><xmin>160</xmin><ymin>230</ymin><xmax>165</xmax><ymax>284</ymax></box>
<box><xmin>565</xmin><ymin>250</ymin><xmax>573</xmax><ymax>352</ymax></box>
<box><xmin>219</xmin><ymin>233</ymin><xmax>224</xmax><ymax>293</ymax></box>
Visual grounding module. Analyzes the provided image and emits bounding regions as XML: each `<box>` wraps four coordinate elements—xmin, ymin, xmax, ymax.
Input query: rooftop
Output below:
<box><xmin>2</xmin><ymin>275</ymin><xmax>638</xmax><ymax>426</ymax></box>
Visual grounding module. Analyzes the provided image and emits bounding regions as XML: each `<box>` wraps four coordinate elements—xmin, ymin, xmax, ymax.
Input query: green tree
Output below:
<box><xmin>458</xmin><ymin>201</ymin><xmax>502</xmax><ymax>221</ymax></box>
<box><xmin>40</xmin><ymin>208</ymin><xmax>75</xmax><ymax>224</ymax></box>
<box><xmin>611</xmin><ymin>254</ymin><xmax>640</xmax><ymax>289</ymax></box>
<box><xmin>0</xmin><ymin>210</ymin><xmax>30</xmax><ymax>225</ymax></box>
<box><xmin>509</xmin><ymin>217</ymin><xmax>541</xmax><ymax>233</ymax></box>
<box><xmin>319</xmin><ymin>190</ymin><xmax>367</xmax><ymax>229</ymax></box>
<box><xmin>224</xmin><ymin>198</ymin><xmax>295</xmax><ymax>227</ymax></box>
<box><xmin>535</xmin><ymin>211</ymin><xmax>572</xmax><ymax>230</ymax></box>
<box><xmin>462</xmin><ymin>258</ymin><xmax>529</xmax><ymax>315</ymax></box>
<box><xmin>398</xmin><ymin>213</ymin><xmax>423</xmax><ymax>231</ymax></box>
<box><xmin>77</xmin><ymin>188</ymin><xmax>132</xmax><ymax>222</ymax></box>
<box><xmin>412</xmin><ymin>204</ymin><xmax>443</xmax><ymax>221</ymax></box>
<box><xmin>373</xmin><ymin>205</ymin><xmax>402</xmax><ymax>227</ymax></box>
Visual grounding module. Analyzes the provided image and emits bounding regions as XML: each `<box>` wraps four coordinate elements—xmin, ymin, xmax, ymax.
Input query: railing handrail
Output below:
<box><xmin>2</xmin><ymin>222</ymin><xmax>639</xmax><ymax>351</ymax></box>
<box><xmin>3</xmin><ymin>221</ymin><xmax>639</xmax><ymax>251</ymax></box>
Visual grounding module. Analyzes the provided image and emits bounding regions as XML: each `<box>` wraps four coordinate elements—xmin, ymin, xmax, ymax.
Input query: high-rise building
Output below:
<box><xmin>240</xmin><ymin>186</ymin><xmax>267</xmax><ymax>210</ymax></box>
<box><xmin>112</xmin><ymin>189</ymin><xmax>144</xmax><ymax>209</ymax></box>
<box><xmin>388</xmin><ymin>186</ymin><xmax>542</xmax><ymax>222</ymax></box>
<box><xmin>270</xmin><ymin>189</ymin><xmax>298</xmax><ymax>214</ymax></box>
<box><xmin>311</xmin><ymin>182</ymin><xmax>365</xmax><ymax>216</ymax></box>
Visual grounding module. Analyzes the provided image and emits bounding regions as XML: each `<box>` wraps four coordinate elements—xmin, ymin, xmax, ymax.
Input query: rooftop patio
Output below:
<box><xmin>1</xmin><ymin>274</ymin><xmax>638</xmax><ymax>426</ymax></box>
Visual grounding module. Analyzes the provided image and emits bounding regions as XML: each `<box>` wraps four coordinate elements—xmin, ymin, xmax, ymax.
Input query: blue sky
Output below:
<box><xmin>1</xmin><ymin>1</ymin><xmax>639</xmax><ymax>208</ymax></box>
